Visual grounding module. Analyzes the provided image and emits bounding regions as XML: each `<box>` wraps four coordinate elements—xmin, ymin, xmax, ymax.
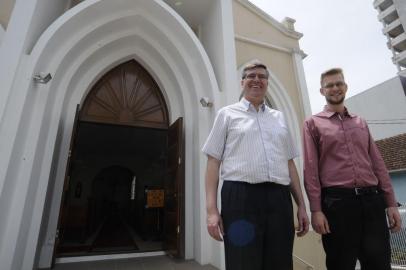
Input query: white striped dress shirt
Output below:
<box><xmin>202</xmin><ymin>98</ymin><xmax>298</xmax><ymax>185</ymax></box>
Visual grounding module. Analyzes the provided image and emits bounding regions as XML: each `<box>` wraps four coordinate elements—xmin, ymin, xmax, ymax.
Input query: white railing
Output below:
<box><xmin>355</xmin><ymin>205</ymin><xmax>406</xmax><ymax>270</ymax></box>
<box><xmin>391</xmin><ymin>205</ymin><xmax>406</xmax><ymax>268</ymax></box>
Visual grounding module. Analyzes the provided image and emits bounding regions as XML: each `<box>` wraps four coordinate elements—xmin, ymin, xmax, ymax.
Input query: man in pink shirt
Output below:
<box><xmin>303</xmin><ymin>68</ymin><xmax>402</xmax><ymax>270</ymax></box>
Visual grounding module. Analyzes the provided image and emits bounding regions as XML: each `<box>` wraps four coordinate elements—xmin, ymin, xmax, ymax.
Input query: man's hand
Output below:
<box><xmin>296</xmin><ymin>206</ymin><xmax>309</xmax><ymax>237</ymax></box>
<box><xmin>311</xmin><ymin>211</ymin><xmax>330</xmax><ymax>234</ymax></box>
<box><xmin>207</xmin><ymin>211</ymin><xmax>224</xmax><ymax>241</ymax></box>
<box><xmin>287</xmin><ymin>159</ymin><xmax>309</xmax><ymax>237</ymax></box>
<box><xmin>387</xmin><ymin>206</ymin><xmax>402</xmax><ymax>233</ymax></box>
<box><xmin>205</xmin><ymin>156</ymin><xmax>223</xmax><ymax>241</ymax></box>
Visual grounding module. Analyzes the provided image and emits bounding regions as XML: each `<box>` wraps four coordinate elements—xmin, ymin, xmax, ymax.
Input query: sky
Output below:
<box><xmin>249</xmin><ymin>0</ymin><xmax>398</xmax><ymax>113</ymax></box>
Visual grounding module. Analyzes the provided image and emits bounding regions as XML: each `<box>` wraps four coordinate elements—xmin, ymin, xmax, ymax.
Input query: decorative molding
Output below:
<box><xmin>235</xmin><ymin>34</ymin><xmax>291</xmax><ymax>54</ymax></box>
<box><xmin>292</xmin><ymin>48</ymin><xmax>308</xmax><ymax>59</ymax></box>
<box><xmin>235</xmin><ymin>0</ymin><xmax>303</xmax><ymax>40</ymax></box>
<box><xmin>235</xmin><ymin>35</ymin><xmax>307</xmax><ymax>59</ymax></box>
<box><xmin>292</xmin><ymin>50</ymin><xmax>312</xmax><ymax>117</ymax></box>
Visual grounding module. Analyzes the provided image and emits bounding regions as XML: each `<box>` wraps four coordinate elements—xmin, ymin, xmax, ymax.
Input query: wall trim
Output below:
<box><xmin>235</xmin><ymin>0</ymin><xmax>303</xmax><ymax>39</ymax></box>
<box><xmin>235</xmin><ymin>34</ymin><xmax>292</xmax><ymax>54</ymax></box>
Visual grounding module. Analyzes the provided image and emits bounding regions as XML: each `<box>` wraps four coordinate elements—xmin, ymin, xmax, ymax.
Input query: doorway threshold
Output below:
<box><xmin>55</xmin><ymin>251</ymin><xmax>166</xmax><ymax>264</ymax></box>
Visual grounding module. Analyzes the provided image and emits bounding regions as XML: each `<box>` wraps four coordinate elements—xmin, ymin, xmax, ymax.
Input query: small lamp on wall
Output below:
<box><xmin>200</xmin><ymin>97</ymin><xmax>213</xmax><ymax>108</ymax></box>
<box><xmin>33</xmin><ymin>72</ymin><xmax>52</xmax><ymax>84</ymax></box>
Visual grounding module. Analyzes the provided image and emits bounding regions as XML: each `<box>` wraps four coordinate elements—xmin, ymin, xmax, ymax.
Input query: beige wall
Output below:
<box><xmin>233</xmin><ymin>0</ymin><xmax>299</xmax><ymax>50</ymax></box>
<box><xmin>233</xmin><ymin>0</ymin><xmax>305</xmax><ymax>123</ymax></box>
<box><xmin>0</xmin><ymin>0</ymin><xmax>15</xmax><ymax>29</ymax></box>
<box><xmin>294</xmin><ymin>232</ymin><xmax>326</xmax><ymax>270</ymax></box>
<box><xmin>235</xmin><ymin>41</ymin><xmax>303</xmax><ymax>119</ymax></box>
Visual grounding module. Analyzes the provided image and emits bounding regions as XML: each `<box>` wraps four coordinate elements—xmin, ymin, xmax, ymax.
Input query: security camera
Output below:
<box><xmin>200</xmin><ymin>97</ymin><xmax>213</xmax><ymax>107</ymax></box>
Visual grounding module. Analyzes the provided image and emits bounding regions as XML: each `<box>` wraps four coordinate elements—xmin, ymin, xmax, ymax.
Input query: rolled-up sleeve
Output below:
<box><xmin>202</xmin><ymin>109</ymin><xmax>228</xmax><ymax>161</ymax></box>
<box><xmin>303</xmin><ymin>119</ymin><xmax>322</xmax><ymax>212</ymax></box>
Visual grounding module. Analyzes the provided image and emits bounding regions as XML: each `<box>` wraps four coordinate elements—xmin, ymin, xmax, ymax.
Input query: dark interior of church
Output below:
<box><xmin>57</xmin><ymin>121</ymin><xmax>168</xmax><ymax>256</ymax></box>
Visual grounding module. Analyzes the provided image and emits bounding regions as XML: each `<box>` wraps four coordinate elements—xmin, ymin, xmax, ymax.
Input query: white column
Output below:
<box><xmin>291</xmin><ymin>49</ymin><xmax>312</xmax><ymax>214</ymax></box>
<box><xmin>292</xmin><ymin>49</ymin><xmax>312</xmax><ymax>117</ymax></box>
<box><xmin>0</xmin><ymin>1</ymin><xmax>70</xmax><ymax>270</ymax></box>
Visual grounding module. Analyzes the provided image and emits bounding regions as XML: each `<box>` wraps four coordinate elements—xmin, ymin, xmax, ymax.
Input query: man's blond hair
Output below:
<box><xmin>320</xmin><ymin>68</ymin><xmax>344</xmax><ymax>86</ymax></box>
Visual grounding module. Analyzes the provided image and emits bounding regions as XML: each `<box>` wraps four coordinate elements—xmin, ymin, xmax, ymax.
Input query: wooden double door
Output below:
<box><xmin>53</xmin><ymin>60</ymin><xmax>184</xmax><ymax>260</ymax></box>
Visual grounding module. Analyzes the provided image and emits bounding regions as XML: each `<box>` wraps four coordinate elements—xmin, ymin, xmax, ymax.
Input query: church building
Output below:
<box><xmin>0</xmin><ymin>0</ymin><xmax>322</xmax><ymax>269</ymax></box>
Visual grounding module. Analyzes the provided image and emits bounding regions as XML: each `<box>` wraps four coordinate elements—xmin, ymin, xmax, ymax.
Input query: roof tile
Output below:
<box><xmin>375</xmin><ymin>133</ymin><xmax>406</xmax><ymax>171</ymax></box>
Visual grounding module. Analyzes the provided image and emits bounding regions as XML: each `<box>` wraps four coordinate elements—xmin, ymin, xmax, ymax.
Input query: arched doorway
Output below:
<box><xmin>54</xmin><ymin>60</ymin><xmax>184</xmax><ymax>258</ymax></box>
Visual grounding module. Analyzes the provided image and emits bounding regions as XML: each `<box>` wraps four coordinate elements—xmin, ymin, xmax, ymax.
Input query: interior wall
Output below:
<box><xmin>60</xmin><ymin>125</ymin><xmax>168</xmax><ymax>252</ymax></box>
<box><xmin>68</xmin><ymin>123</ymin><xmax>168</xmax><ymax>219</ymax></box>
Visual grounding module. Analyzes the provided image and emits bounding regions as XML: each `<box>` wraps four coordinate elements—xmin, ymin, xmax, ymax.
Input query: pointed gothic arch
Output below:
<box><xmin>7</xmin><ymin>0</ymin><xmax>221</xmax><ymax>268</ymax></box>
<box><xmin>80</xmin><ymin>60</ymin><xmax>169</xmax><ymax>129</ymax></box>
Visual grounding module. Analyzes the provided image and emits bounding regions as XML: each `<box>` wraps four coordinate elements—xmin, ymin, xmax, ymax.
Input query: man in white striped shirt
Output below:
<box><xmin>202</xmin><ymin>62</ymin><xmax>309</xmax><ymax>270</ymax></box>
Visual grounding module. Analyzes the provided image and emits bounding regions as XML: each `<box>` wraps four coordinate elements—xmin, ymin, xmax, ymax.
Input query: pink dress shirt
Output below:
<box><xmin>303</xmin><ymin>106</ymin><xmax>397</xmax><ymax>212</ymax></box>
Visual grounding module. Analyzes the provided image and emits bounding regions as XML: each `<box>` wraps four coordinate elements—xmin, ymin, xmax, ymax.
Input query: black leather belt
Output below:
<box><xmin>323</xmin><ymin>186</ymin><xmax>379</xmax><ymax>196</ymax></box>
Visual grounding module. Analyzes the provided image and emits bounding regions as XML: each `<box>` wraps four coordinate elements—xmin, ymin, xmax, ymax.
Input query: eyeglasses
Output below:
<box><xmin>244</xmin><ymin>73</ymin><xmax>269</xmax><ymax>80</ymax></box>
<box><xmin>323</xmin><ymin>81</ymin><xmax>346</xmax><ymax>89</ymax></box>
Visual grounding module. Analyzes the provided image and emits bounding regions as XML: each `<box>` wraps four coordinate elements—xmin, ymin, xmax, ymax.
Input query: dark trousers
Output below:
<box><xmin>321</xmin><ymin>188</ymin><xmax>391</xmax><ymax>270</ymax></box>
<box><xmin>221</xmin><ymin>181</ymin><xmax>294</xmax><ymax>270</ymax></box>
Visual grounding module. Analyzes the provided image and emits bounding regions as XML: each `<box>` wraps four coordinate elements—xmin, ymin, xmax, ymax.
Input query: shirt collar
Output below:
<box><xmin>318</xmin><ymin>105</ymin><xmax>355</xmax><ymax>118</ymax></box>
<box><xmin>240</xmin><ymin>97</ymin><xmax>266</xmax><ymax>112</ymax></box>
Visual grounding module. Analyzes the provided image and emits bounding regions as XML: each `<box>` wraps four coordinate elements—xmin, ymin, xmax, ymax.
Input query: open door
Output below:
<box><xmin>51</xmin><ymin>105</ymin><xmax>80</xmax><ymax>267</ymax></box>
<box><xmin>163</xmin><ymin>117</ymin><xmax>185</xmax><ymax>258</ymax></box>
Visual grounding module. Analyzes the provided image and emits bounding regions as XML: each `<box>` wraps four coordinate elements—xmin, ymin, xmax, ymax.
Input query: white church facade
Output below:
<box><xmin>0</xmin><ymin>1</ymin><xmax>324</xmax><ymax>269</ymax></box>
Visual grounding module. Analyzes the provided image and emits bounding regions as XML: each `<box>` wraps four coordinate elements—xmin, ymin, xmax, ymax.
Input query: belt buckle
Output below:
<box><xmin>354</xmin><ymin>187</ymin><xmax>362</xmax><ymax>195</ymax></box>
